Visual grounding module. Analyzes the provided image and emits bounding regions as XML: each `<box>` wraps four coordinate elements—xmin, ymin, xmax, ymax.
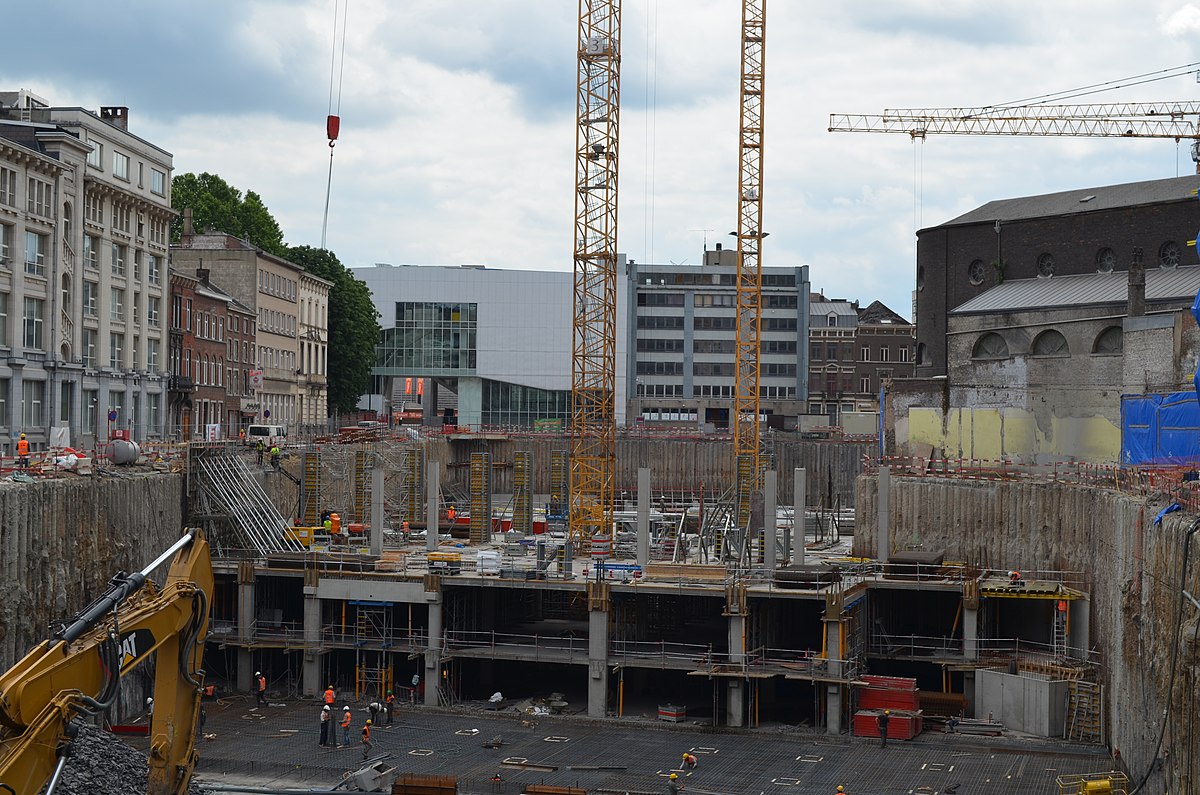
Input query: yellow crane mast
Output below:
<box><xmin>828</xmin><ymin>102</ymin><xmax>1200</xmax><ymax>171</ymax></box>
<box><xmin>733</xmin><ymin>0</ymin><xmax>767</xmax><ymax>535</ymax></box>
<box><xmin>570</xmin><ymin>0</ymin><xmax>621</xmax><ymax>559</ymax></box>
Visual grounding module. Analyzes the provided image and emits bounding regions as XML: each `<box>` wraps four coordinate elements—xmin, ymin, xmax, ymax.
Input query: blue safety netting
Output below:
<box><xmin>1121</xmin><ymin>392</ymin><xmax>1200</xmax><ymax>465</ymax></box>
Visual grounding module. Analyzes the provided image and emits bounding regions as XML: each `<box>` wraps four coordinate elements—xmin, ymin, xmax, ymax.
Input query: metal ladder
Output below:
<box><xmin>1052</xmin><ymin>606</ymin><xmax>1069</xmax><ymax>659</ymax></box>
<box><xmin>1066</xmin><ymin>681</ymin><xmax>1103</xmax><ymax>743</ymax></box>
<box><xmin>196</xmin><ymin>451</ymin><xmax>304</xmax><ymax>554</ymax></box>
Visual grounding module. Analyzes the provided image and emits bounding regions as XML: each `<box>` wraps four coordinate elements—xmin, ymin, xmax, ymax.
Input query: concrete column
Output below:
<box><xmin>426</xmin><ymin>463</ymin><xmax>440</xmax><ymax>553</ymax></box>
<box><xmin>877</xmin><ymin>466</ymin><xmax>891</xmax><ymax>562</ymax></box>
<box><xmin>824</xmin><ymin>619</ymin><xmax>843</xmax><ymax>735</ymax></box>
<box><xmin>764</xmin><ymin>470</ymin><xmax>778</xmax><ymax>572</ymax></box>
<box><xmin>302</xmin><ymin>584</ymin><xmax>321</xmax><ymax>696</ymax></box>
<box><xmin>963</xmin><ymin>605</ymin><xmax>978</xmax><ymax>661</ymax></box>
<box><xmin>587</xmin><ymin>608</ymin><xmax>609</xmax><ymax>718</ymax></box>
<box><xmin>370</xmin><ymin>465</ymin><xmax>384</xmax><ymax>556</ymax></box>
<box><xmin>727</xmin><ymin>613</ymin><xmax>746</xmax><ymax>727</ymax></box>
<box><xmin>236</xmin><ymin>560</ymin><xmax>255</xmax><ymax>694</ymax></box>
<box><xmin>636</xmin><ymin>467</ymin><xmax>650</xmax><ymax>566</ymax></box>
<box><xmin>1068</xmin><ymin>598</ymin><xmax>1090</xmax><ymax>660</ymax></box>
<box><xmin>425</xmin><ymin>597</ymin><xmax>442</xmax><ymax>706</ymax></box>
<box><xmin>793</xmin><ymin>467</ymin><xmax>806</xmax><ymax>566</ymax></box>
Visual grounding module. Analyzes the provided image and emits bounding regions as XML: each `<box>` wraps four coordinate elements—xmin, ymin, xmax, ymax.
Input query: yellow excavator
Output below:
<box><xmin>0</xmin><ymin>528</ymin><xmax>212</xmax><ymax>794</ymax></box>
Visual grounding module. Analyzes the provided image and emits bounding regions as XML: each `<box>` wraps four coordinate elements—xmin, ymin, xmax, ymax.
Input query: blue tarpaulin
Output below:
<box><xmin>1121</xmin><ymin>392</ymin><xmax>1200</xmax><ymax>465</ymax></box>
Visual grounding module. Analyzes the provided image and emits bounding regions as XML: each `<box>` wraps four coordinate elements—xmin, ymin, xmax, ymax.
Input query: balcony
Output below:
<box><xmin>169</xmin><ymin>375</ymin><xmax>196</xmax><ymax>393</ymax></box>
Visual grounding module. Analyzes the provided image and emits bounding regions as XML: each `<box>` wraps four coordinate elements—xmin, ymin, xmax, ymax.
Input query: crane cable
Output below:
<box><xmin>969</xmin><ymin>62</ymin><xmax>1200</xmax><ymax>116</ymax></box>
<box><xmin>321</xmin><ymin>0</ymin><xmax>350</xmax><ymax>251</ymax></box>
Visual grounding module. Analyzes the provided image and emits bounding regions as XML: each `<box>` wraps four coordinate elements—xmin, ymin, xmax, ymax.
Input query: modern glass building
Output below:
<box><xmin>357</xmin><ymin>263</ymin><xmax>627</xmax><ymax>428</ymax></box>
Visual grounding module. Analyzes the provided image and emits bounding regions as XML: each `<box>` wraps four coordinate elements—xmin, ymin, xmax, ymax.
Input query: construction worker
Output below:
<box><xmin>412</xmin><ymin>673</ymin><xmax>420</xmax><ymax>702</ymax></box>
<box><xmin>385</xmin><ymin>690</ymin><xmax>396</xmax><ymax>724</ymax></box>
<box><xmin>255</xmin><ymin>671</ymin><xmax>267</xmax><ymax>705</ymax></box>
<box><xmin>270</xmin><ymin>444</ymin><xmax>281</xmax><ymax>471</ymax></box>
<box><xmin>324</xmin><ymin>684</ymin><xmax>336</xmax><ymax>707</ymax></box>
<box><xmin>368</xmin><ymin>699</ymin><xmax>382</xmax><ymax>725</ymax></box>
<box><xmin>320</xmin><ymin>705</ymin><xmax>331</xmax><ymax>746</ymax></box>
<box><xmin>835</xmin><ymin>787</ymin><xmax>846</xmax><ymax>794</ymax></box>
<box><xmin>446</xmin><ymin>505</ymin><xmax>456</xmax><ymax>522</ymax></box>
<box><xmin>361</xmin><ymin>719</ymin><xmax>374</xmax><ymax>760</ymax></box>
<box><xmin>16</xmin><ymin>433</ymin><xmax>29</xmax><ymax>469</ymax></box>
<box><xmin>668</xmin><ymin>772</ymin><xmax>681</xmax><ymax>794</ymax></box>
<box><xmin>323</xmin><ymin>515</ymin><xmax>333</xmax><ymax>537</ymax></box>
<box><xmin>238</xmin><ymin>427</ymin><xmax>246</xmax><ymax>442</ymax></box>
<box><xmin>341</xmin><ymin>706</ymin><xmax>352</xmax><ymax>745</ymax></box>
<box><xmin>878</xmin><ymin>709</ymin><xmax>891</xmax><ymax>747</ymax></box>
<box><xmin>682</xmin><ymin>752</ymin><xmax>698</xmax><ymax>770</ymax></box>
<box><xmin>255</xmin><ymin>438</ymin><xmax>265</xmax><ymax>466</ymax></box>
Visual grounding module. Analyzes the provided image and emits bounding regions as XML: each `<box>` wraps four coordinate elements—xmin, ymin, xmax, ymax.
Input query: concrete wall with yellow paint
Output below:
<box><xmin>906</xmin><ymin>406</ymin><xmax>1119</xmax><ymax>462</ymax></box>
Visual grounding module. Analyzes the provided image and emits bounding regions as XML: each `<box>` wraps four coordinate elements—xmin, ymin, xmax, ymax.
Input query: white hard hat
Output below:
<box><xmin>323</xmin><ymin>705</ymin><xmax>331</xmax><ymax>711</ymax></box>
<box><xmin>146</xmin><ymin>697</ymin><xmax>153</xmax><ymax>704</ymax></box>
<box><xmin>255</xmin><ymin>671</ymin><xmax>261</xmax><ymax>676</ymax></box>
<box><xmin>343</xmin><ymin>705</ymin><xmax>350</xmax><ymax>711</ymax></box>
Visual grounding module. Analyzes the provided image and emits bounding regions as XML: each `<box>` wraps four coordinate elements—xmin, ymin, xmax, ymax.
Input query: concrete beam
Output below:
<box><xmin>963</xmin><ymin>605</ymin><xmax>978</xmax><ymax>661</ymax></box>
<box><xmin>637</xmin><ymin>468</ymin><xmax>650</xmax><ymax>566</ymax></box>
<box><xmin>302</xmin><ymin>586</ymin><xmax>321</xmax><ymax>697</ymax></box>
<box><xmin>764</xmin><ymin>470</ymin><xmax>778</xmax><ymax>572</ymax></box>
<box><xmin>824</xmin><ymin>619</ymin><xmax>844</xmax><ymax>735</ymax></box>
<box><xmin>588</xmin><ymin>608</ymin><xmax>609</xmax><ymax>718</ymax></box>
<box><xmin>727</xmin><ymin>613</ymin><xmax>746</xmax><ymax>727</ymax></box>
<box><xmin>427</xmin><ymin>463</ymin><xmax>440</xmax><ymax>553</ymax></box>
<box><xmin>425</xmin><ymin>599</ymin><xmax>442</xmax><ymax>707</ymax></box>
<box><xmin>793</xmin><ymin>467</ymin><xmax>806</xmax><ymax>566</ymax></box>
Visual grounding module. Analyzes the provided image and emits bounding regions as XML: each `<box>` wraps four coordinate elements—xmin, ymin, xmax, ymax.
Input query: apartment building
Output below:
<box><xmin>626</xmin><ymin>246</ymin><xmax>811</xmax><ymax>429</ymax></box>
<box><xmin>172</xmin><ymin>224</ymin><xmax>326</xmax><ymax>431</ymax></box>
<box><xmin>297</xmin><ymin>270</ymin><xmax>330</xmax><ymax>433</ymax></box>
<box><xmin>0</xmin><ymin>90</ymin><xmax>171</xmax><ymax>450</ymax></box>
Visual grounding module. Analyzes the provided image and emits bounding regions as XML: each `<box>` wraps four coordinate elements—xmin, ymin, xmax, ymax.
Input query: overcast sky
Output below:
<box><xmin>5</xmin><ymin>1</ymin><xmax>1200</xmax><ymax>319</ymax></box>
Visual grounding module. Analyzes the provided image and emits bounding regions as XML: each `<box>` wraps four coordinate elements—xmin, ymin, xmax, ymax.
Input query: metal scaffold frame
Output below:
<box><xmin>570</xmin><ymin>0</ymin><xmax>620</xmax><ymax>560</ymax></box>
<box><xmin>192</xmin><ymin>447</ymin><xmax>305</xmax><ymax>555</ymax></box>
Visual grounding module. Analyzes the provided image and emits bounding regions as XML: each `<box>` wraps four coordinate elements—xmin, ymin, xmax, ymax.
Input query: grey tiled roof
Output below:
<box><xmin>939</xmin><ymin>175</ymin><xmax>1200</xmax><ymax>227</ymax></box>
<box><xmin>952</xmin><ymin>266</ymin><xmax>1200</xmax><ymax>313</ymax></box>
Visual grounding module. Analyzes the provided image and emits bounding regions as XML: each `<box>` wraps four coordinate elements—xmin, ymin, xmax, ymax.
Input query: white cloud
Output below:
<box><xmin>1160</xmin><ymin>4</ymin><xmax>1200</xmax><ymax>35</ymax></box>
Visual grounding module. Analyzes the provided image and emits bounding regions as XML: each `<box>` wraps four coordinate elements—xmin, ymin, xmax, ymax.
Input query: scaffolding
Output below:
<box><xmin>354</xmin><ymin>602</ymin><xmax>395</xmax><ymax>701</ymax></box>
<box><xmin>299</xmin><ymin>447</ymin><xmax>321</xmax><ymax>526</ymax></box>
<box><xmin>513</xmin><ymin>450</ymin><xmax>533</xmax><ymax>536</ymax></box>
<box><xmin>352</xmin><ymin>449</ymin><xmax>371</xmax><ymax>524</ymax></box>
<box><xmin>398</xmin><ymin>446</ymin><xmax>424</xmax><ymax>524</ymax></box>
<box><xmin>192</xmin><ymin>447</ymin><xmax>304</xmax><ymax>555</ymax></box>
<box><xmin>469</xmin><ymin>452</ymin><xmax>492</xmax><ymax>544</ymax></box>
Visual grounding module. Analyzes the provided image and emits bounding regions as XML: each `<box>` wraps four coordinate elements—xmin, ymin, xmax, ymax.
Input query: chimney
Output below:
<box><xmin>1128</xmin><ymin>246</ymin><xmax>1145</xmax><ymax>317</ymax></box>
<box><xmin>99</xmin><ymin>106</ymin><xmax>129</xmax><ymax>131</ymax></box>
<box><xmin>182</xmin><ymin>207</ymin><xmax>194</xmax><ymax>238</ymax></box>
<box><xmin>715</xmin><ymin>242</ymin><xmax>723</xmax><ymax>252</ymax></box>
<box><xmin>196</xmin><ymin>267</ymin><xmax>209</xmax><ymax>285</ymax></box>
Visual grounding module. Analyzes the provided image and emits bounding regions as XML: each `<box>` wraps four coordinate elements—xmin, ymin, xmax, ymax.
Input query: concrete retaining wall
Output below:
<box><xmin>856</xmin><ymin>474</ymin><xmax>1200</xmax><ymax>791</ymax></box>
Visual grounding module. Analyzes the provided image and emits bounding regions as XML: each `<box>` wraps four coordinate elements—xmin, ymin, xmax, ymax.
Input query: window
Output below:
<box><xmin>148</xmin><ymin>296</ymin><xmax>160</xmax><ymax>327</ymax></box>
<box><xmin>132</xmin><ymin>294</ymin><xmax>140</xmax><ymax>328</ymax></box>
<box><xmin>898</xmin><ymin>345</ymin><xmax>910</xmax><ymax>362</ymax></box>
<box><xmin>1031</xmin><ymin>329</ymin><xmax>1069</xmax><ymax>356</ymax></box>
<box><xmin>0</xmin><ymin>293</ymin><xmax>8</xmax><ymax>346</ymax></box>
<box><xmin>22</xmin><ymin>298</ymin><xmax>43</xmax><ymax>350</ymax></box>
<box><xmin>147</xmin><ymin>393</ymin><xmax>160</xmax><ymax>433</ymax></box>
<box><xmin>109</xmin><ymin>332</ymin><xmax>124</xmax><ymax>369</ymax></box>
<box><xmin>112</xmin><ymin>204</ymin><xmax>130</xmax><ymax>234</ymax></box>
<box><xmin>21</xmin><ymin>380</ymin><xmax>43</xmax><ymax>427</ymax></box>
<box><xmin>132</xmin><ymin>250</ymin><xmax>141</xmax><ymax>281</ymax></box>
<box><xmin>0</xmin><ymin>224</ymin><xmax>8</xmax><ymax>263</ymax></box>
<box><xmin>148</xmin><ymin>338</ymin><xmax>160</xmax><ymax>371</ymax></box>
<box><xmin>83</xmin><ymin>281</ymin><xmax>98</xmax><ymax>318</ymax></box>
<box><xmin>916</xmin><ymin>343</ymin><xmax>926</xmax><ymax>365</ymax></box>
<box><xmin>968</xmin><ymin>258</ymin><xmax>986</xmax><ymax>286</ymax></box>
<box><xmin>60</xmin><ymin>382</ymin><xmax>73</xmax><ymax>424</ymax></box>
<box><xmin>83</xmin><ymin>389</ymin><xmax>98</xmax><ymax>433</ymax></box>
<box><xmin>0</xmin><ymin>167</ymin><xmax>15</xmax><ymax>206</ymax></box>
<box><xmin>111</xmin><ymin>243</ymin><xmax>126</xmax><ymax>277</ymax></box>
<box><xmin>148</xmin><ymin>254</ymin><xmax>160</xmax><ymax>285</ymax></box>
<box><xmin>84</xmin><ymin>192</ymin><xmax>103</xmax><ymax>225</ymax></box>
<box><xmin>83</xmin><ymin>234</ymin><xmax>99</xmax><ymax>269</ymax></box>
<box><xmin>24</xmin><ymin>231</ymin><xmax>46</xmax><ymax>276</ymax></box>
<box><xmin>1095</xmin><ymin>247</ymin><xmax>1116</xmax><ymax>273</ymax></box>
<box><xmin>1036</xmin><ymin>252</ymin><xmax>1056</xmax><ymax>277</ymax></box>
<box><xmin>26</xmin><ymin>177</ymin><xmax>51</xmax><ymax>217</ymax></box>
<box><xmin>880</xmin><ymin>346</ymin><xmax>891</xmax><ymax>362</ymax></box>
<box><xmin>150</xmin><ymin>168</ymin><xmax>166</xmax><ymax>196</ymax></box>
<box><xmin>87</xmin><ymin>137</ymin><xmax>103</xmax><ymax>168</ymax></box>
<box><xmin>860</xmin><ymin>376</ymin><xmax>871</xmax><ymax>393</ymax></box>
<box><xmin>131</xmin><ymin>335</ymin><xmax>140</xmax><ymax>370</ymax></box>
<box><xmin>111</xmin><ymin>289</ymin><xmax>125</xmax><ymax>322</ymax></box>
<box><xmin>113</xmin><ymin>151</ymin><xmax>130</xmax><ymax>180</ymax></box>
<box><xmin>972</xmin><ymin>332</ymin><xmax>1009</xmax><ymax>359</ymax></box>
<box><xmin>1093</xmin><ymin>326</ymin><xmax>1123</xmax><ymax>355</ymax></box>
<box><xmin>1159</xmin><ymin>241</ymin><xmax>1182</xmax><ymax>269</ymax></box>
<box><xmin>82</xmin><ymin>329</ymin><xmax>96</xmax><ymax>368</ymax></box>
<box><xmin>108</xmin><ymin>390</ymin><xmax>123</xmax><ymax>424</ymax></box>
<box><xmin>860</xmin><ymin>346</ymin><xmax>870</xmax><ymax>361</ymax></box>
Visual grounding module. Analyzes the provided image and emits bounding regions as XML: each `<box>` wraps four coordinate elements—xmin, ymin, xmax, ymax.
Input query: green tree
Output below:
<box><xmin>285</xmin><ymin>245</ymin><xmax>381</xmax><ymax>416</ymax></box>
<box><xmin>171</xmin><ymin>173</ymin><xmax>286</xmax><ymax>257</ymax></box>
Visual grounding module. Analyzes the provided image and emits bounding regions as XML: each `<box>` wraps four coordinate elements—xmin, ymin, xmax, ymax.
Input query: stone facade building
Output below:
<box><xmin>297</xmin><ymin>270</ymin><xmax>330</xmax><ymax>433</ymax></box>
<box><xmin>0</xmin><ymin>89</ymin><xmax>171</xmax><ymax>451</ymax></box>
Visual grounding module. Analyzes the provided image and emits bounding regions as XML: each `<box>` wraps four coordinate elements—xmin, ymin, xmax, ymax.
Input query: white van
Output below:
<box><xmin>246</xmin><ymin>424</ymin><xmax>287</xmax><ymax>446</ymax></box>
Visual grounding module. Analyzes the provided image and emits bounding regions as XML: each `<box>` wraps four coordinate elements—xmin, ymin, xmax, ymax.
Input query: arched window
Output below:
<box><xmin>1093</xmin><ymin>326</ymin><xmax>1123</xmax><ymax>354</ymax></box>
<box><xmin>1160</xmin><ymin>240</ymin><xmax>1181</xmax><ymax>268</ymax></box>
<box><xmin>1032</xmin><ymin>329</ymin><xmax>1069</xmax><ymax>356</ymax></box>
<box><xmin>972</xmin><ymin>333</ymin><xmax>1009</xmax><ymax>359</ymax></box>
<box><xmin>915</xmin><ymin>342</ymin><xmax>926</xmax><ymax>365</ymax></box>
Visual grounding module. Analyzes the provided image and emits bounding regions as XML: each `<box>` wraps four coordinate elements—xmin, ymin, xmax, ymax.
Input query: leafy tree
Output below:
<box><xmin>171</xmin><ymin>173</ymin><xmax>286</xmax><ymax>257</ymax></box>
<box><xmin>285</xmin><ymin>245</ymin><xmax>381</xmax><ymax>416</ymax></box>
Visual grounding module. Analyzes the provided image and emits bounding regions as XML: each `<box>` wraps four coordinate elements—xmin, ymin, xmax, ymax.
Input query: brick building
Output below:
<box><xmin>167</xmin><ymin>271</ymin><xmax>198</xmax><ymax>438</ymax></box>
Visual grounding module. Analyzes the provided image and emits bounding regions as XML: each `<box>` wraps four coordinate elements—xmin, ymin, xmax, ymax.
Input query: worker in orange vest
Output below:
<box><xmin>447</xmin><ymin>505</ymin><xmax>456</xmax><ymax>522</ymax></box>
<box><xmin>16</xmin><ymin>433</ymin><xmax>29</xmax><ymax>469</ymax></box>
<box><xmin>341</xmin><ymin>706</ymin><xmax>352</xmax><ymax>745</ymax></box>
<box><xmin>255</xmin><ymin>671</ymin><xmax>267</xmax><ymax>705</ymax></box>
<box><xmin>361</xmin><ymin>719</ymin><xmax>373</xmax><ymax>760</ymax></box>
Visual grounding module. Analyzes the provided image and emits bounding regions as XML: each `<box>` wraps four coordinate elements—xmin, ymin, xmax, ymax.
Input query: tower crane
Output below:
<box><xmin>570</xmin><ymin>0</ymin><xmax>621</xmax><ymax>559</ymax></box>
<box><xmin>828</xmin><ymin>102</ymin><xmax>1200</xmax><ymax>171</ymax></box>
<box><xmin>732</xmin><ymin>0</ymin><xmax>768</xmax><ymax>543</ymax></box>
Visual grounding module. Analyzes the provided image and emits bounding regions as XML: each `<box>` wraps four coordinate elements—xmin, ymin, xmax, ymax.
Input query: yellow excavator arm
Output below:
<box><xmin>0</xmin><ymin>528</ymin><xmax>213</xmax><ymax>795</ymax></box>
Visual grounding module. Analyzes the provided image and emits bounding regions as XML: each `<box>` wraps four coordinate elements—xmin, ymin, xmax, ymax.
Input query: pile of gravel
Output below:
<box><xmin>54</xmin><ymin>724</ymin><xmax>208</xmax><ymax>795</ymax></box>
